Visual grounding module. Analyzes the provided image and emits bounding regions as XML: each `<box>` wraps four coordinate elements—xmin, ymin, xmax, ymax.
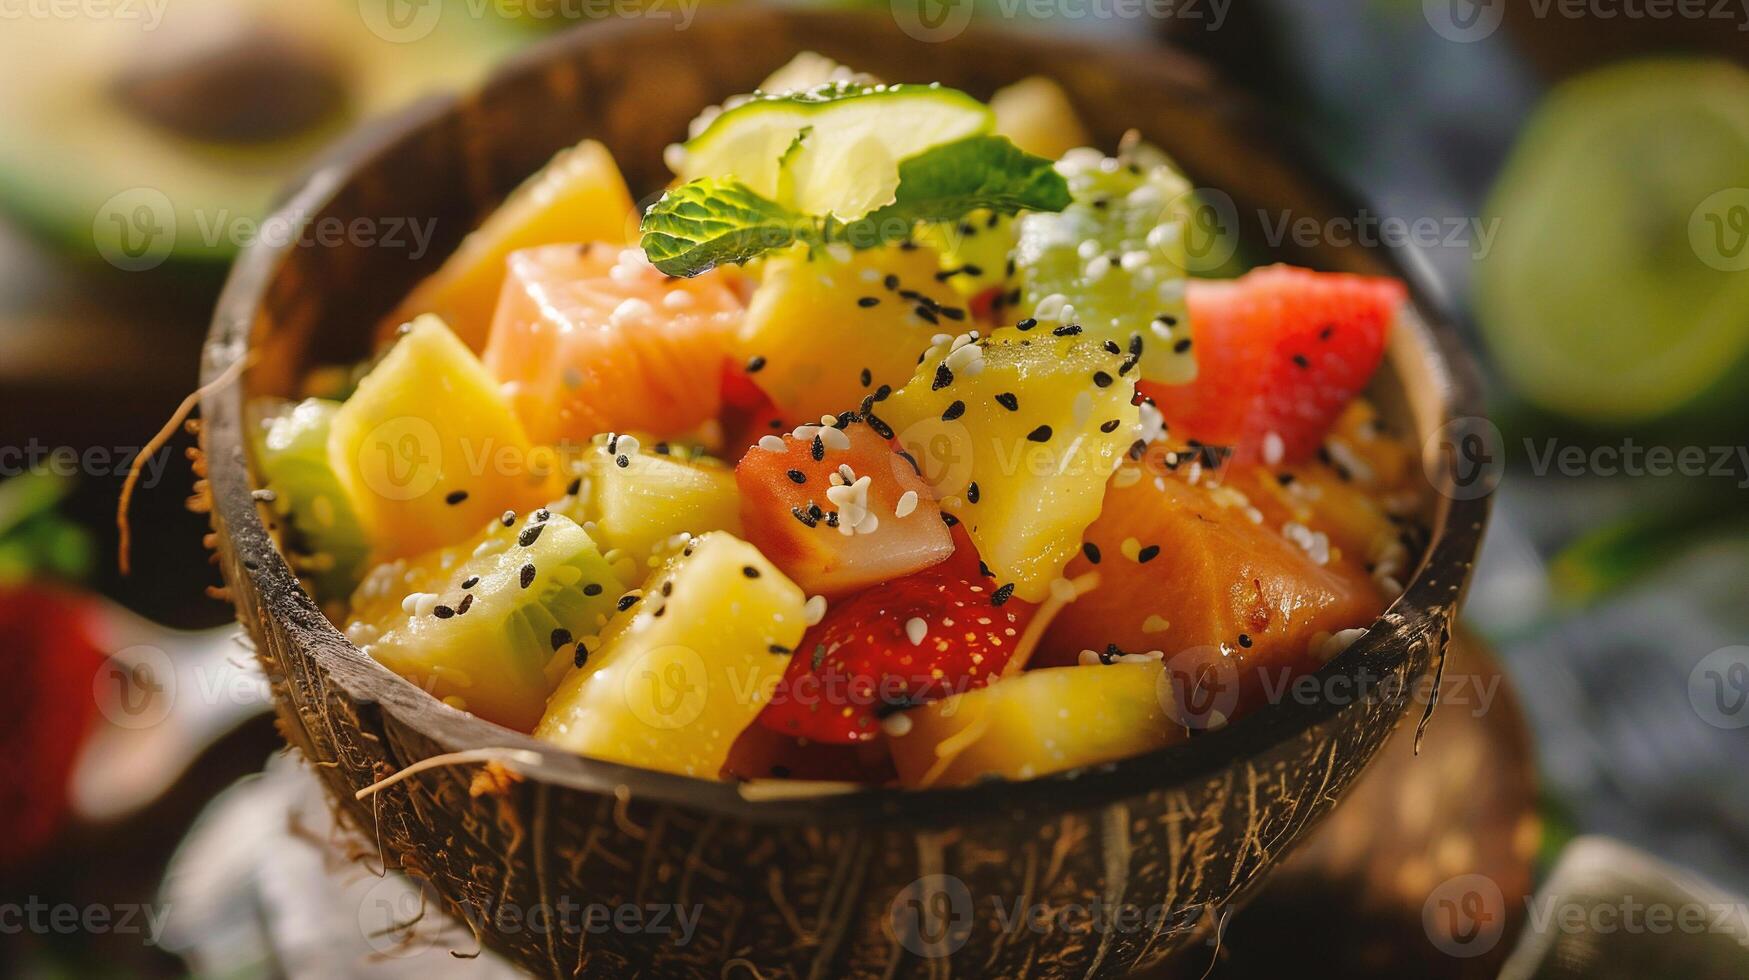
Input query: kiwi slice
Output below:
<box><xmin>344</xmin><ymin>511</ymin><xmax>625</xmax><ymax>731</ymax></box>
<box><xmin>249</xmin><ymin>398</ymin><xmax>369</xmax><ymax>604</ymax></box>
<box><xmin>1476</xmin><ymin>59</ymin><xmax>1749</xmax><ymax>426</ymax></box>
<box><xmin>552</xmin><ymin>435</ymin><xmax>743</xmax><ymax>574</ymax></box>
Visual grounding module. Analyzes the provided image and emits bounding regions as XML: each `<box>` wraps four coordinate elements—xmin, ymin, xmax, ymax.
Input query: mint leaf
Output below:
<box><xmin>640</xmin><ymin>178</ymin><xmax>814</xmax><ymax>277</ymax></box>
<box><xmin>834</xmin><ymin>136</ymin><xmax>1071</xmax><ymax>248</ymax></box>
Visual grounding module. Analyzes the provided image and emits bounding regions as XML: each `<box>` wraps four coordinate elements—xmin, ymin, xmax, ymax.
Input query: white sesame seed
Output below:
<box><xmin>905</xmin><ymin>617</ymin><xmax>928</xmax><ymax>646</ymax></box>
<box><xmin>881</xmin><ymin>713</ymin><xmax>914</xmax><ymax>737</ymax></box>
<box><xmin>895</xmin><ymin>490</ymin><xmax>919</xmax><ymax>518</ymax></box>
<box><xmin>757</xmin><ymin>435</ymin><xmax>788</xmax><ymax>453</ymax></box>
<box><xmin>804</xmin><ymin>595</ymin><xmax>827</xmax><ymax>625</ymax></box>
<box><xmin>1262</xmin><ymin>431</ymin><xmax>1285</xmax><ymax>466</ymax></box>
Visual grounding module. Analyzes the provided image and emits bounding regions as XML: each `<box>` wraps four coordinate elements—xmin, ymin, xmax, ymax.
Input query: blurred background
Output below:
<box><xmin>0</xmin><ymin>0</ymin><xmax>1744</xmax><ymax>976</ymax></box>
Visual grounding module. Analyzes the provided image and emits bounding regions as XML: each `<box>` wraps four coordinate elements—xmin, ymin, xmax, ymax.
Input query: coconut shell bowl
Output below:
<box><xmin>198</xmin><ymin>7</ymin><xmax>1490</xmax><ymax>977</ymax></box>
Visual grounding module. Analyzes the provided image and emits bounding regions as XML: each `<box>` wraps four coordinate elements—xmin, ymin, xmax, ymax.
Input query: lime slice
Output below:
<box><xmin>1475</xmin><ymin>59</ymin><xmax>1749</xmax><ymax>424</ymax></box>
<box><xmin>679</xmin><ymin>82</ymin><xmax>993</xmax><ymax>219</ymax></box>
<box><xmin>1013</xmin><ymin>139</ymin><xmax>1198</xmax><ymax>383</ymax></box>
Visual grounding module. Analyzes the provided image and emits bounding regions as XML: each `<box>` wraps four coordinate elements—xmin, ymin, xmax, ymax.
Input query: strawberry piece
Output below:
<box><xmin>736</xmin><ymin>420</ymin><xmax>952</xmax><ymax>598</ymax></box>
<box><xmin>1142</xmin><ymin>265</ymin><xmax>1405</xmax><ymax>465</ymax></box>
<box><xmin>759</xmin><ymin>568</ymin><xmax>1035</xmax><ymax>743</ymax></box>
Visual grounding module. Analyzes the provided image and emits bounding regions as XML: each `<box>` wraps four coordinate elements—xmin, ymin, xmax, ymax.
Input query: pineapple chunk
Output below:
<box><xmin>991</xmin><ymin>76</ymin><xmax>1092</xmax><ymax>161</ymax></box>
<box><xmin>738</xmin><ymin>243</ymin><xmax>964</xmax><ymax>422</ymax></box>
<box><xmin>329</xmin><ymin>316</ymin><xmax>555</xmax><ymax>560</ymax></box>
<box><xmin>535</xmin><ymin>532</ymin><xmax>807</xmax><ymax>778</ymax></box>
<box><xmin>554</xmin><ymin>437</ymin><xmax>743</xmax><ymax>570</ymax></box>
<box><xmin>888</xmin><ymin>662</ymin><xmax>1182</xmax><ymax>787</ymax></box>
<box><xmin>880</xmin><ymin>331</ymin><xmax>1139</xmax><ymax>601</ymax></box>
<box><xmin>381</xmin><ymin>139</ymin><xmax>635</xmax><ymax>349</ymax></box>
<box><xmin>346</xmin><ymin>512</ymin><xmax>625</xmax><ymax>731</ymax></box>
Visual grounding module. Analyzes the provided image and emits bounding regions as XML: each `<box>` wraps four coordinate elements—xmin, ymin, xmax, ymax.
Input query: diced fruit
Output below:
<box><xmin>535</xmin><ymin>532</ymin><xmax>807</xmax><ymax>778</ymax></box>
<box><xmin>329</xmin><ymin>316</ymin><xmax>554</xmax><ymax>561</ymax></box>
<box><xmin>759</xmin><ymin>566</ymin><xmax>1034</xmax><ymax>744</ymax></box>
<box><xmin>250</xmin><ymin>397</ymin><xmax>370</xmax><ymax>603</ymax></box>
<box><xmin>345</xmin><ymin>511</ymin><xmax>625</xmax><ymax>731</ymax></box>
<box><xmin>917</xmin><ymin>210</ymin><xmax>1017</xmax><ymax>299</ymax></box>
<box><xmin>1040</xmin><ymin>445</ymin><xmax>1385</xmax><ymax>715</ymax></box>
<box><xmin>735</xmin><ymin>419</ymin><xmax>951</xmax><ymax>598</ymax></box>
<box><xmin>990</xmin><ymin>76</ymin><xmax>1092</xmax><ymax>161</ymax></box>
<box><xmin>1014</xmin><ymin>141</ymin><xmax>1198</xmax><ymax>384</ymax></box>
<box><xmin>677</xmin><ymin>82</ymin><xmax>994</xmax><ymax>219</ymax></box>
<box><xmin>553</xmin><ymin>435</ymin><xmax>743</xmax><ymax>571</ymax></box>
<box><xmin>382</xmin><ymin>139</ymin><xmax>636</xmax><ymax>349</ymax></box>
<box><xmin>483</xmin><ymin>243</ymin><xmax>745</xmax><ymax>446</ymax></box>
<box><xmin>735</xmin><ymin>243</ymin><xmax>964</xmax><ymax>424</ymax></box>
<box><xmin>888</xmin><ymin>662</ymin><xmax>1182</xmax><ymax>787</ymax></box>
<box><xmin>1143</xmin><ymin>266</ymin><xmax>1404</xmax><ymax>465</ymax></box>
<box><xmin>880</xmin><ymin>331</ymin><xmax>1140</xmax><ymax>601</ymax></box>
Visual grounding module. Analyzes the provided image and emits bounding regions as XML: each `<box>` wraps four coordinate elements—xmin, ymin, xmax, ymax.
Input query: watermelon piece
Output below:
<box><xmin>735</xmin><ymin>419</ymin><xmax>952</xmax><ymax>598</ymax></box>
<box><xmin>483</xmin><ymin>243</ymin><xmax>745</xmax><ymax>447</ymax></box>
<box><xmin>1143</xmin><ymin>265</ymin><xmax>1405</xmax><ymax>465</ymax></box>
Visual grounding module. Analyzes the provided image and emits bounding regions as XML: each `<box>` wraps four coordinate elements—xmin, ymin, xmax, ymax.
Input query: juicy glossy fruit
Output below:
<box><xmin>735</xmin><ymin>243</ymin><xmax>964</xmax><ymax>424</ymax></box>
<box><xmin>1041</xmin><ymin>445</ymin><xmax>1385</xmax><ymax>715</ymax></box>
<box><xmin>759</xmin><ymin>566</ymin><xmax>1034</xmax><ymax>744</ymax></box>
<box><xmin>328</xmin><ymin>316</ymin><xmax>554</xmax><ymax>561</ymax></box>
<box><xmin>345</xmin><ymin>511</ymin><xmax>625</xmax><ymax>731</ymax></box>
<box><xmin>678</xmin><ymin>82</ymin><xmax>993</xmax><ymax>219</ymax></box>
<box><xmin>484</xmin><ymin>243</ymin><xmax>745</xmax><ymax>446</ymax></box>
<box><xmin>536</xmin><ymin>532</ymin><xmax>808</xmax><ymax>778</ymax></box>
<box><xmin>1476</xmin><ymin>59</ymin><xmax>1749</xmax><ymax>425</ymax></box>
<box><xmin>1014</xmin><ymin>142</ymin><xmax>1197</xmax><ymax>384</ymax></box>
<box><xmin>880</xmin><ymin>331</ymin><xmax>1140</xmax><ymax>602</ymax></box>
<box><xmin>736</xmin><ymin>420</ymin><xmax>951</xmax><ymax>598</ymax></box>
<box><xmin>990</xmin><ymin>75</ymin><xmax>1092</xmax><ymax>161</ymax></box>
<box><xmin>554</xmin><ymin>436</ymin><xmax>743</xmax><ymax>572</ymax></box>
<box><xmin>382</xmin><ymin>139</ymin><xmax>636</xmax><ymax>349</ymax></box>
<box><xmin>887</xmin><ymin>662</ymin><xmax>1182</xmax><ymax>787</ymax></box>
<box><xmin>917</xmin><ymin>210</ymin><xmax>1016</xmax><ymax>300</ymax></box>
<box><xmin>250</xmin><ymin>397</ymin><xmax>369</xmax><ymax>602</ymax></box>
<box><xmin>722</xmin><ymin>725</ymin><xmax>892</xmax><ymax>783</ymax></box>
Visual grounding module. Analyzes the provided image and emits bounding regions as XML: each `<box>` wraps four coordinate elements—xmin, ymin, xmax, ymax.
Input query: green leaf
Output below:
<box><xmin>834</xmin><ymin>136</ymin><xmax>1071</xmax><ymax>249</ymax></box>
<box><xmin>639</xmin><ymin>178</ymin><xmax>816</xmax><ymax>277</ymax></box>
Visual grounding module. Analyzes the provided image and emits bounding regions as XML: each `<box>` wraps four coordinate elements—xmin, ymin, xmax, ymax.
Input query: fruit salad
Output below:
<box><xmin>250</xmin><ymin>55</ymin><xmax>1426</xmax><ymax>788</ymax></box>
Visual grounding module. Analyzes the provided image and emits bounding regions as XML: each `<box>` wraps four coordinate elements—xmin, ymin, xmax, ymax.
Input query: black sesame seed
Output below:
<box><xmin>1129</xmin><ymin>335</ymin><xmax>1143</xmax><ymax>356</ymax></box>
<box><xmin>1015</xmin><ymin>318</ymin><xmax>1038</xmax><ymax>331</ymax></box>
<box><xmin>941</xmin><ymin>400</ymin><xmax>966</xmax><ymax>421</ymax></box>
<box><xmin>990</xmin><ymin>583</ymin><xmax>1015</xmax><ymax>606</ymax></box>
<box><xmin>461</xmin><ymin>575</ymin><xmax>479</xmax><ymax>589</ymax></box>
<box><xmin>942</xmin><ymin>512</ymin><xmax>960</xmax><ymax>527</ymax></box>
<box><xmin>860</xmin><ymin>368</ymin><xmax>873</xmax><ymax>386</ymax></box>
<box><xmin>1092</xmin><ymin>371</ymin><xmax>1113</xmax><ymax>388</ymax></box>
<box><xmin>995</xmin><ymin>392</ymin><xmax>1019</xmax><ymax>411</ymax></box>
<box><xmin>746</xmin><ymin>355</ymin><xmax>767</xmax><ymax>373</ymax></box>
<box><xmin>573</xmin><ymin>647</ymin><xmax>589</xmax><ymax>669</ymax></box>
<box><xmin>456</xmin><ymin>594</ymin><xmax>474</xmax><ymax>615</ymax></box>
<box><xmin>1157</xmin><ymin>314</ymin><xmax>1179</xmax><ymax>327</ymax></box>
<box><xmin>1319</xmin><ymin>326</ymin><xmax>1335</xmax><ymax>341</ymax></box>
<box><xmin>551</xmin><ymin>628</ymin><xmax>573</xmax><ymax>651</ymax></box>
<box><xmin>932</xmin><ymin>362</ymin><xmax>954</xmax><ymax>390</ymax></box>
<box><xmin>742</xmin><ymin>565</ymin><xmax>761</xmax><ymax>579</ymax></box>
<box><xmin>1103</xmin><ymin>339</ymin><xmax>1122</xmax><ymax>355</ymax></box>
<box><xmin>865</xmin><ymin>413</ymin><xmax>895</xmax><ymax>439</ymax></box>
<box><xmin>584</xmin><ymin>583</ymin><xmax>603</xmax><ymax>596</ymax></box>
<box><xmin>615</xmin><ymin>454</ymin><xmax>630</xmax><ymax>468</ymax></box>
<box><xmin>786</xmin><ymin>469</ymin><xmax>807</xmax><ymax>485</ymax></box>
<box><xmin>501</xmin><ymin>510</ymin><xmax>517</xmax><ymax>527</ymax></box>
<box><xmin>810</xmin><ymin>435</ymin><xmax>825</xmax><ymax>461</ymax></box>
<box><xmin>1174</xmin><ymin>338</ymin><xmax>1192</xmax><ymax>354</ymax></box>
<box><xmin>520</xmin><ymin>563</ymin><xmax>536</xmax><ymax>589</ymax></box>
<box><xmin>1100</xmin><ymin>419</ymin><xmax>1122</xmax><ymax>433</ymax></box>
<box><xmin>1137</xmin><ymin>545</ymin><xmax>1160</xmax><ymax>563</ymax></box>
<box><xmin>1027</xmin><ymin>425</ymin><xmax>1053</xmax><ymax>442</ymax></box>
<box><xmin>566</xmin><ymin>476</ymin><xmax>583</xmax><ymax>496</ymax></box>
<box><xmin>616</xmin><ymin>594</ymin><xmax>639</xmax><ymax>612</ymax></box>
<box><xmin>978</xmin><ymin>560</ymin><xmax>992</xmax><ymax>578</ymax></box>
<box><xmin>915</xmin><ymin>305</ymin><xmax>939</xmax><ymax>325</ymax></box>
<box><xmin>769</xmin><ymin>644</ymin><xmax>791</xmax><ymax>655</ymax></box>
<box><xmin>534</xmin><ymin>508</ymin><xmax>551</xmax><ymax>522</ymax></box>
<box><xmin>1292</xmin><ymin>354</ymin><xmax>1311</xmax><ymax>369</ymax></box>
<box><xmin>518</xmin><ymin>523</ymin><xmax>544</xmax><ymax>547</ymax></box>
<box><xmin>433</xmin><ymin>605</ymin><xmax>455</xmax><ymax>619</ymax></box>
<box><xmin>939</xmin><ymin>306</ymin><xmax>966</xmax><ymax>321</ymax></box>
<box><xmin>883</xmin><ymin>274</ymin><xmax>899</xmax><ymax>290</ymax></box>
<box><xmin>1083</xmin><ymin>542</ymin><xmax>1102</xmax><ymax>564</ymax></box>
<box><xmin>858</xmin><ymin>296</ymin><xmax>880</xmax><ymax>308</ymax></box>
<box><xmin>1053</xmin><ymin>324</ymin><xmax>1082</xmax><ymax>336</ymax></box>
<box><xmin>967</xmin><ymin>481</ymin><xmax>980</xmax><ymax>504</ymax></box>
<box><xmin>1238</xmin><ymin>633</ymin><xmax>1253</xmax><ymax>648</ymax></box>
<box><xmin>825</xmin><ymin>511</ymin><xmax>840</xmax><ymax>528</ymax></box>
<box><xmin>792</xmin><ymin>506</ymin><xmax>818</xmax><ymax>528</ymax></box>
<box><xmin>445</xmin><ymin>490</ymin><xmax>469</xmax><ymax>505</ymax></box>
<box><xmin>874</xmin><ymin>384</ymin><xmax>893</xmax><ymax>401</ymax></box>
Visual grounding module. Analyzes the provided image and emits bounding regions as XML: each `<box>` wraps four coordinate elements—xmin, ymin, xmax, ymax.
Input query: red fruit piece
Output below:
<box><xmin>1142</xmin><ymin>265</ymin><xmax>1405</xmax><ymax>465</ymax></box>
<box><xmin>735</xmin><ymin>420</ymin><xmax>952</xmax><ymax>598</ymax></box>
<box><xmin>760</xmin><ymin>567</ymin><xmax>1035</xmax><ymax>743</ymax></box>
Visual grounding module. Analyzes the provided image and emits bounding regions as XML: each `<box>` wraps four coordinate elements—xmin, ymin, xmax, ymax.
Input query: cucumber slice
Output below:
<box><xmin>678</xmin><ymin>82</ymin><xmax>993</xmax><ymax>220</ymax></box>
<box><xmin>1013</xmin><ymin>140</ymin><xmax>1198</xmax><ymax>383</ymax></box>
<box><xmin>250</xmin><ymin>398</ymin><xmax>370</xmax><ymax>603</ymax></box>
<box><xmin>1476</xmin><ymin>59</ymin><xmax>1749</xmax><ymax>424</ymax></box>
<box><xmin>345</xmin><ymin>512</ymin><xmax>625</xmax><ymax>731</ymax></box>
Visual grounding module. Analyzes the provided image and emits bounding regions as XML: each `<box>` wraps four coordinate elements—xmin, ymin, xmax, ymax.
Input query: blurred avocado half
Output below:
<box><xmin>0</xmin><ymin>0</ymin><xmax>524</xmax><ymax>267</ymax></box>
